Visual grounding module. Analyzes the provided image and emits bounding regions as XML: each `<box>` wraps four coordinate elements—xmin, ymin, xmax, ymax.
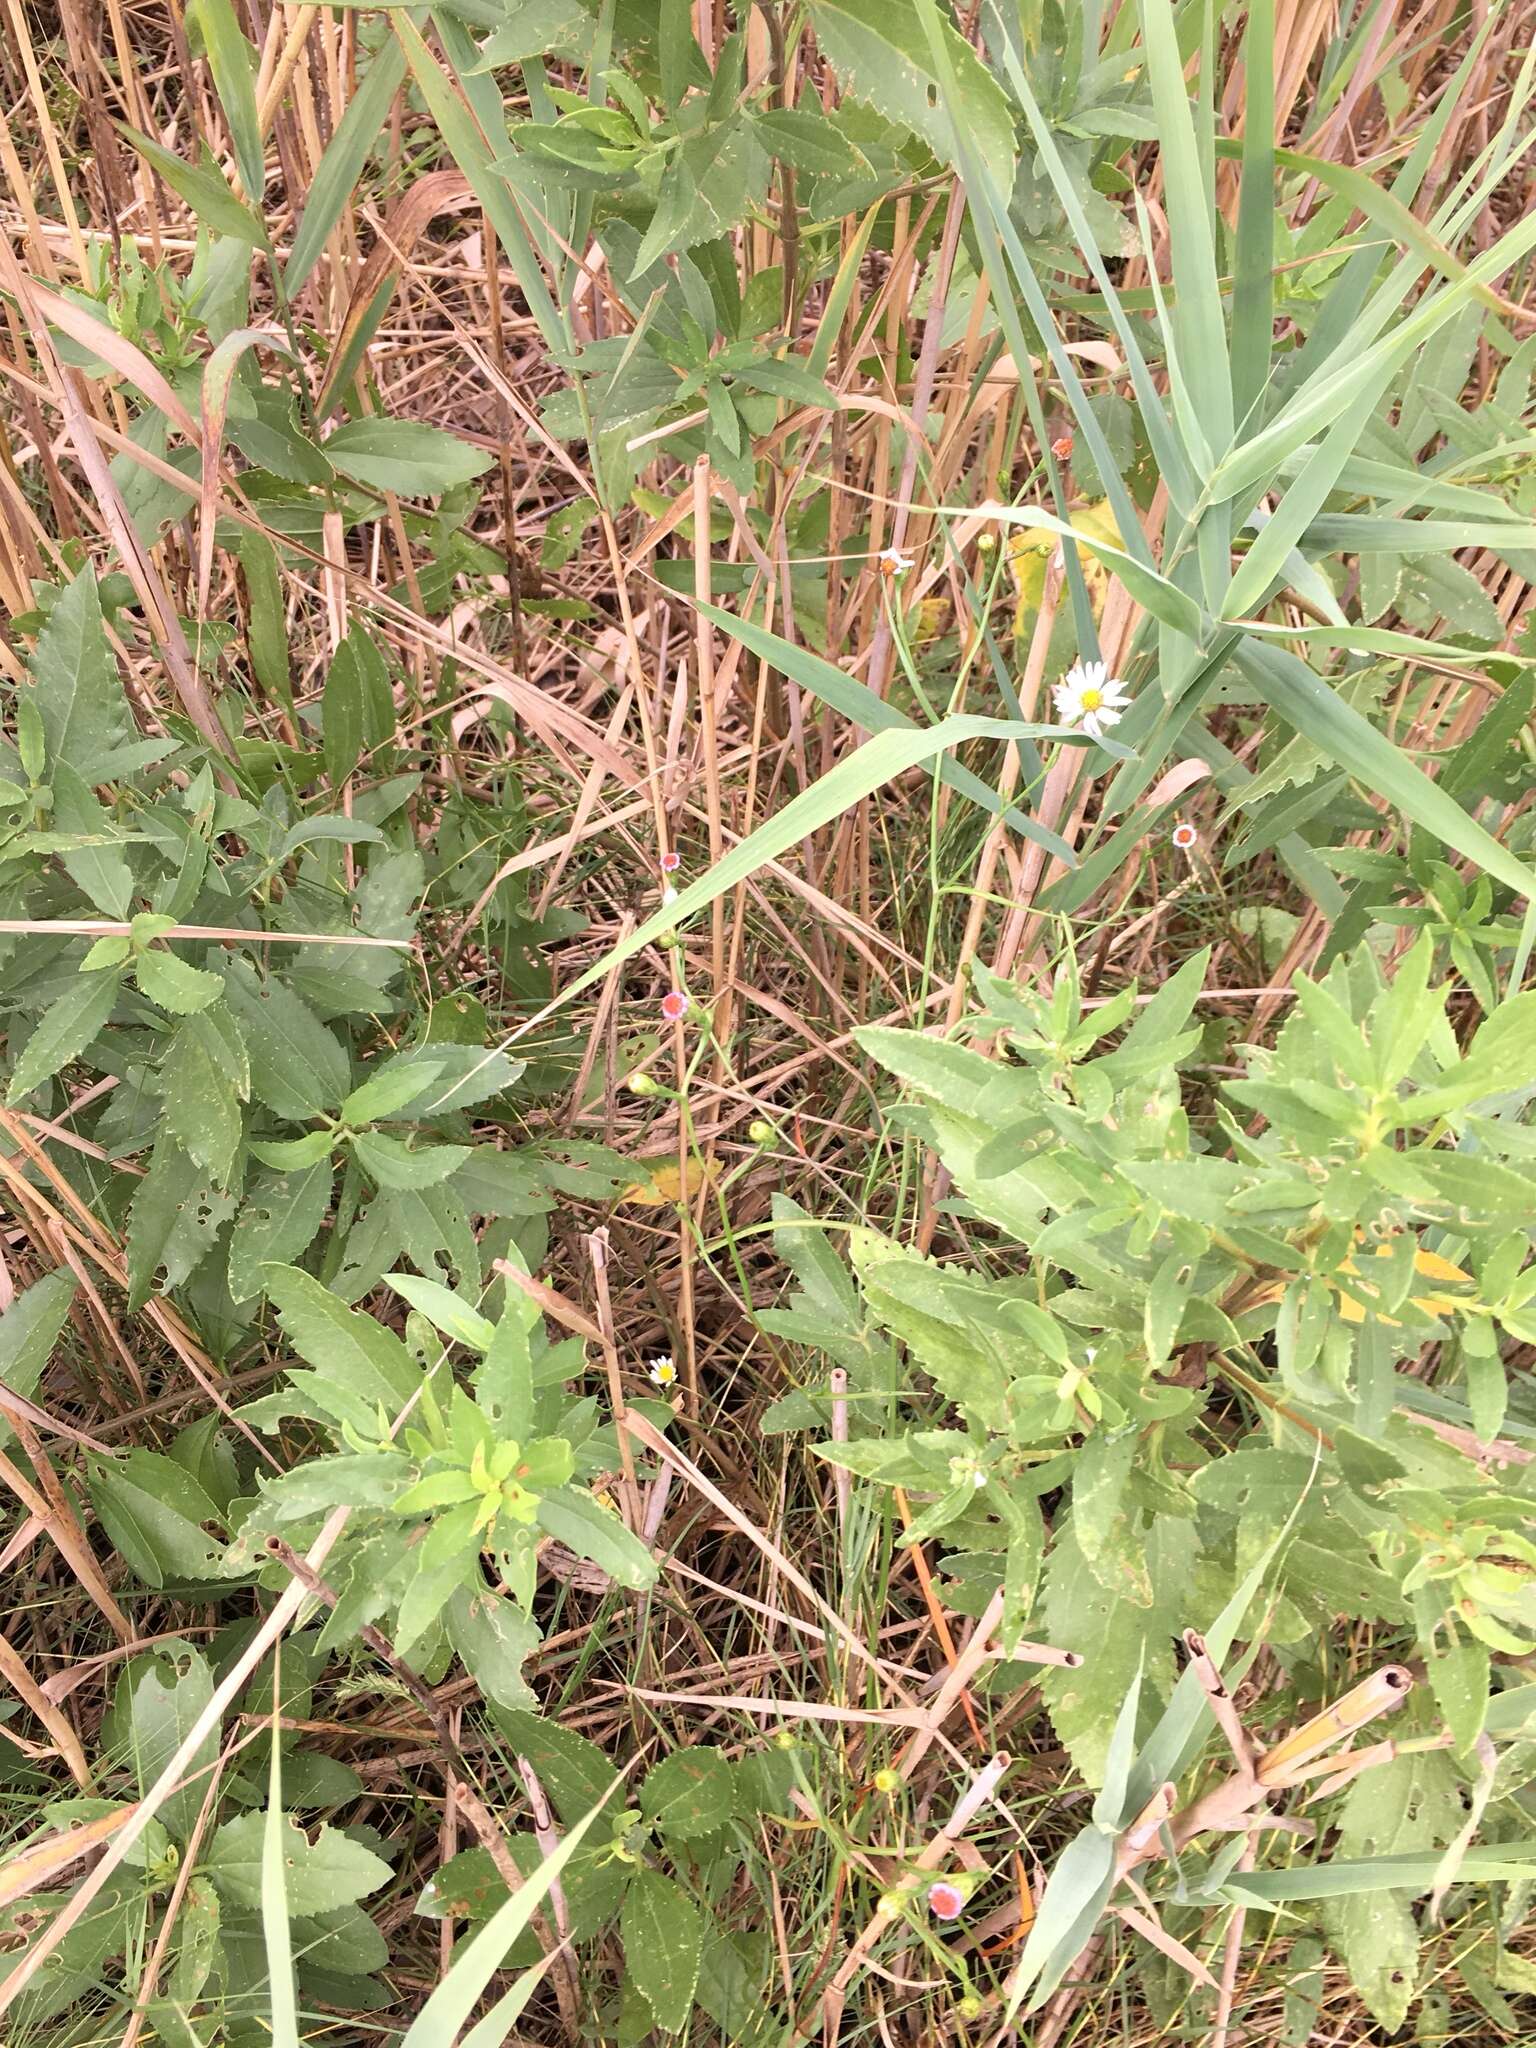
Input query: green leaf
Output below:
<box><xmin>1322</xmin><ymin>1750</ymin><xmax>1462</xmax><ymax>2032</ymax></box>
<box><xmin>136</xmin><ymin>946</ymin><xmax>224</xmax><ymax>1015</ymax></box>
<box><xmin>126</xmin><ymin>1134</ymin><xmax>236</xmax><ymax>1310</ymax></box>
<box><xmin>87</xmin><ymin>1449</ymin><xmax>227</xmax><ymax>1586</ymax></box>
<box><xmin>118</xmin><ymin>121</ymin><xmax>268</xmax><ymax>245</ymax></box>
<box><xmin>386</xmin><ymin>1273</ymin><xmax>494</xmax><ymax>1350</ymax></box>
<box><xmin>622</xmin><ymin>1868</ymin><xmax>704</xmax><ymax>2033</ymax></box>
<box><xmin>639</xmin><ymin>1747</ymin><xmax>737</xmax><ymax>1842</ymax></box>
<box><xmin>250</xmin><ymin>1131</ymin><xmax>335</xmax><ymax>1171</ymax></box>
<box><xmin>286</xmin><ymin>40</ymin><xmax>407</xmax><ymax>292</ymax></box>
<box><xmin>808</xmin><ymin>0</ymin><xmax>1014</xmax><ymax>197</ymax></box>
<box><xmin>1038</xmin><ymin>1514</ymin><xmax>1198</xmax><ymax>1786</ymax></box>
<box><xmin>226</xmin><ymin>1162</ymin><xmax>332</xmax><ymax>1303</ymax></box>
<box><xmin>352</xmin><ymin>1131</ymin><xmax>471</xmax><ymax>1189</ymax></box>
<box><xmin>536</xmin><ymin>1487</ymin><xmax>657</xmax><ymax>1590</ymax></box>
<box><xmin>487</xmin><ymin>1709</ymin><xmax>618</xmax><ymax>1825</ymax></box>
<box><xmin>0</xmin><ymin>1269</ymin><xmax>77</xmax><ymax>1450</ymax></box>
<box><xmin>206</xmin><ymin>1812</ymin><xmax>392</xmax><ymax>1915</ymax></box>
<box><xmin>49</xmin><ymin>763</ymin><xmax>134</xmax><ymax>918</ymax></box>
<box><xmin>222</xmin><ymin>958</ymin><xmax>350</xmax><ymax>1119</ymax></box>
<box><xmin>161</xmin><ymin>1014</ymin><xmax>245</xmax><ymax>1186</ymax></box>
<box><xmin>1429</xmin><ymin>1640</ymin><xmax>1490</xmax><ymax>1758</ymax></box>
<box><xmin>323</xmin><ymin>418</ymin><xmax>492</xmax><ymax>497</ymax></box>
<box><xmin>6</xmin><ymin>966</ymin><xmax>122</xmax><ymax>1104</ymax></box>
<box><xmin>25</xmin><ymin>567</ymin><xmax>134</xmax><ymax>779</ymax></box>
<box><xmin>264</xmin><ymin>1263</ymin><xmax>420</xmax><ymax>1410</ymax></box>
<box><xmin>445</xmin><ymin>1587</ymin><xmax>540</xmax><ymax>1713</ymax></box>
<box><xmin>116</xmin><ymin>1643</ymin><xmax>218</xmax><ymax>1842</ymax></box>
<box><xmin>1245</xmin><ymin>639</ymin><xmax>1536</xmax><ymax>906</ymax></box>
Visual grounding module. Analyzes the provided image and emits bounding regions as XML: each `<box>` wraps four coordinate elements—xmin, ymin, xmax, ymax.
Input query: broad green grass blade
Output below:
<box><xmin>1235</xmin><ymin>639</ymin><xmax>1534</xmax><ymax>902</ymax></box>
<box><xmin>695</xmin><ymin>602</ymin><xmax>1074</xmax><ymax>863</ymax></box>
<box><xmin>490</xmin><ymin>712</ymin><xmax>1081</xmax><ymax>1041</ymax></box>
<box><xmin>1216</xmin><ymin>202</ymin><xmax>1536</xmax><ymax>506</ymax></box>
<box><xmin>1139</xmin><ymin>0</ymin><xmax>1232</xmax><ymax>453</ymax></box>
<box><xmin>1223</xmin><ymin>1842</ymin><xmax>1536</xmax><ymax>1905</ymax></box>
<box><xmin>1230</xmin><ymin>0</ymin><xmax>1275</xmax><ymax>437</ymax></box>
<box><xmin>394</xmin><ymin>13</ymin><xmax>567</xmax><ymax>354</ymax></box>
<box><xmin>286</xmin><ymin>40</ymin><xmax>408</xmax><ymax>293</ymax></box>
<box><xmin>400</xmin><ymin>1787</ymin><xmax>615</xmax><ymax>2048</ymax></box>
<box><xmin>189</xmin><ymin>0</ymin><xmax>264</xmax><ymax>201</ymax></box>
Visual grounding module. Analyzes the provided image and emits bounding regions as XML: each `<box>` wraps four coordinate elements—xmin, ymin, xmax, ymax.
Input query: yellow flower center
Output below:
<box><xmin>1080</xmin><ymin>687</ymin><xmax>1103</xmax><ymax>711</ymax></box>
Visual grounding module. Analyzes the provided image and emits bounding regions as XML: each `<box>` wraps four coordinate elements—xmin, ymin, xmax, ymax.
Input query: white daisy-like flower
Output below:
<box><xmin>1052</xmin><ymin>660</ymin><xmax>1131</xmax><ymax>741</ymax></box>
<box><xmin>877</xmin><ymin>546</ymin><xmax>915</xmax><ymax>577</ymax></box>
<box><xmin>1171</xmin><ymin>821</ymin><xmax>1198</xmax><ymax>852</ymax></box>
<box><xmin>661</xmin><ymin>884</ymin><xmax>679</xmax><ymax>906</ymax></box>
<box><xmin>648</xmin><ymin>1354</ymin><xmax>678</xmax><ymax>1388</ymax></box>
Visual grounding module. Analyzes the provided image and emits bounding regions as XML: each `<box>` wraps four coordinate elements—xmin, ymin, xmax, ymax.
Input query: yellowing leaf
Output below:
<box><xmin>1004</xmin><ymin>499</ymin><xmax>1122</xmax><ymax>637</ymax></box>
<box><xmin>1331</xmin><ymin>1240</ymin><xmax>1476</xmax><ymax>1325</ymax></box>
<box><xmin>616</xmin><ymin>1156</ymin><xmax>721</xmax><ymax>1207</ymax></box>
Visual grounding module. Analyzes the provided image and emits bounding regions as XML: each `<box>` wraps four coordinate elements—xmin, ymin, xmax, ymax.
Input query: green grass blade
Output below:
<box><xmin>400</xmin><ymin>1787</ymin><xmax>615</xmax><ymax>2048</ymax></box>
<box><xmin>188</xmin><ymin>0</ymin><xmax>264</xmax><ymax>201</ymax></box>
<box><xmin>394</xmin><ymin>13</ymin><xmax>567</xmax><ymax>355</ymax></box>
<box><xmin>286</xmin><ymin>40</ymin><xmax>407</xmax><ymax>294</ymax></box>
<box><xmin>1234</xmin><ymin>638</ymin><xmax>1534</xmax><ymax>902</ymax></box>
<box><xmin>695</xmin><ymin>602</ymin><xmax>1073</xmax><ymax>864</ymax></box>
<box><xmin>1138</xmin><ymin>0</ymin><xmax>1232</xmax><ymax>453</ymax></box>
<box><xmin>1230</xmin><ymin>0</ymin><xmax>1275</xmax><ymax>437</ymax></box>
<box><xmin>261</xmin><ymin>1677</ymin><xmax>300</xmax><ymax>2048</ymax></box>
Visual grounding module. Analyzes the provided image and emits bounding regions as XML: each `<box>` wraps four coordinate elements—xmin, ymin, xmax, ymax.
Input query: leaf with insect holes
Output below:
<box><xmin>87</xmin><ymin>1450</ymin><xmax>227</xmax><ymax>1587</ymax></box>
<box><xmin>6</xmin><ymin>968</ymin><xmax>123</xmax><ymax>1104</ymax></box>
<box><xmin>445</xmin><ymin>1586</ymin><xmax>540</xmax><ymax>1713</ymax></box>
<box><xmin>126</xmin><ymin>1134</ymin><xmax>239</xmax><ymax>1310</ymax></box>
<box><xmin>25</xmin><ymin>567</ymin><xmax>135</xmax><ymax>780</ymax></box>
<box><xmin>639</xmin><ymin>1747</ymin><xmax>738</xmax><ymax>1842</ymax></box>
<box><xmin>1322</xmin><ymin>1750</ymin><xmax>1463</xmax><ymax>2032</ymax></box>
<box><xmin>623</xmin><ymin>1868</ymin><xmax>704</xmax><ymax>2033</ymax></box>
<box><xmin>1038</xmin><ymin>1513</ymin><xmax>1198</xmax><ymax>1787</ymax></box>
<box><xmin>161</xmin><ymin>1013</ymin><xmax>246</xmax><ymax>1187</ymax></box>
<box><xmin>204</xmin><ymin>1812</ymin><xmax>391</xmax><ymax>1915</ymax></box>
<box><xmin>226</xmin><ymin>1161</ymin><xmax>332</xmax><ymax>1303</ymax></box>
<box><xmin>114</xmin><ymin>1642</ymin><xmax>218</xmax><ymax>1842</ymax></box>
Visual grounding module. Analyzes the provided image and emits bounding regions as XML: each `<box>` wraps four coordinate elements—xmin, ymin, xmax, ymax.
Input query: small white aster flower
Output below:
<box><xmin>648</xmin><ymin>1353</ymin><xmax>678</xmax><ymax>1388</ymax></box>
<box><xmin>1171</xmin><ymin>821</ymin><xmax>1198</xmax><ymax>852</ymax></box>
<box><xmin>1053</xmin><ymin>659</ymin><xmax>1131</xmax><ymax>741</ymax></box>
<box><xmin>877</xmin><ymin>546</ymin><xmax>915</xmax><ymax>577</ymax></box>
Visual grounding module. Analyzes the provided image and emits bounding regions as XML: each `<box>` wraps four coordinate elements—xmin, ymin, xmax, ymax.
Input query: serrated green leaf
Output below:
<box><xmin>622</xmin><ymin>1868</ymin><xmax>703</xmax><ymax>2032</ymax></box>
<box><xmin>7</xmin><ymin>967</ymin><xmax>122</xmax><ymax>1103</ymax></box>
<box><xmin>126</xmin><ymin>1134</ymin><xmax>236</xmax><ymax>1310</ymax></box>
<box><xmin>206</xmin><ymin>1812</ymin><xmax>391</xmax><ymax>1914</ymax></box>
<box><xmin>162</xmin><ymin>1009</ymin><xmax>246</xmax><ymax>1185</ymax></box>
<box><xmin>639</xmin><ymin>1747</ymin><xmax>737</xmax><ymax>1841</ymax></box>
<box><xmin>323</xmin><ymin>418</ymin><xmax>491</xmax><ymax>497</ymax></box>
<box><xmin>264</xmin><ymin>1263</ymin><xmax>419</xmax><ymax>1408</ymax></box>
<box><xmin>536</xmin><ymin>1487</ymin><xmax>657</xmax><ymax>1590</ymax></box>
<box><xmin>222</xmin><ymin>958</ymin><xmax>350</xmax><ymax>1118</ymax></box>
<box><xmin>88</xmin><ymin>1450</ymin><xmax>227</xmax><ymax>1586</ymax></box>
<box><xmin>136</xmin><ymin>946</ymin><xmax>224</xmax><ymax>1015</ymax></box>
<box><xmin>226</xmin><ymin>1162</ymin><xmax>332</xmax><ymax>1302</ymax></box>
<box><xmin>352</xmin><ymin>1131</ymin><xmax>471</xmax><ymax>1189</ymax></box>
<box><xmin>25</xmin><ymin>568</ymin><xmax>134</xmax><ymax>779</ymax></box>
<box><xmin>116</xmin><ymin>1643</ymin><xmax>218</xmax><ymax>1841</ymax></box>
<box><xmin>0</xmin><ymin>1269</ymin><xmax>77</xmax><ymax>1450</ymax></box>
